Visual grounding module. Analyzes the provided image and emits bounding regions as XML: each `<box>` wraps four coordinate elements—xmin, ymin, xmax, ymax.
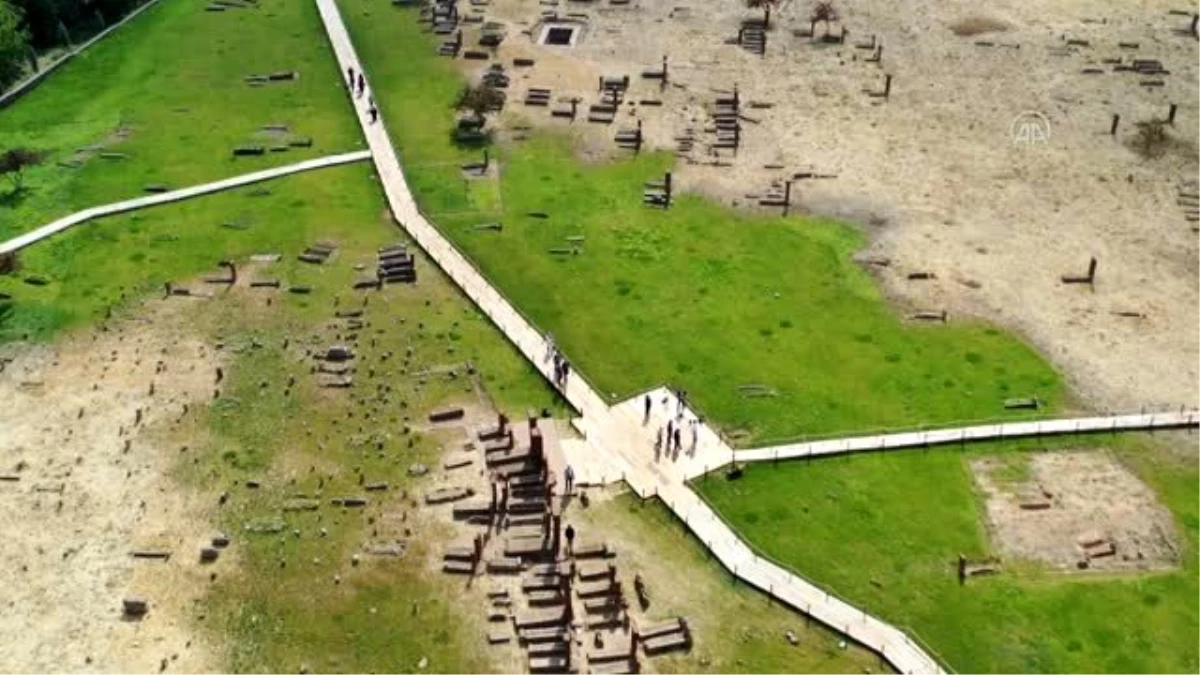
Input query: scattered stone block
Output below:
<box><xmin>429</xmin><ymin>407</ymin><xmax>465</xmax><ymax>423</ymax></box>
<box><xmin>122</xmin><ymin>598</ymin><xmax>149</xmax><ymax>617</ymax></box>
<box><xmin>426</xmin><ymin>486</ymin><xmax>474</xmax><ymax>504</ymax></box>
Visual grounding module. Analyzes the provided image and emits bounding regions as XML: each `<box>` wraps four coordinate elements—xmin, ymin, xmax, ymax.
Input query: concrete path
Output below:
<box><xmin>734</xmin><ymin>410</ymin><xmax>1200</xmax><ymax>466</ymax></box>
<box><xmin>0</xmin><ymin>150</ymin><xmax>372</xmax><ymax>255</ymax></box>
<box><xmin>314</xmin><ymin>1</ymin><xmax>945</xmax><ymax>671</ymax></box>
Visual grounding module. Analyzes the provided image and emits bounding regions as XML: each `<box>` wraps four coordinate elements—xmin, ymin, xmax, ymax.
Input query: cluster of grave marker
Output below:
<box><xmin>587</xmin><ymin>76</ymin><xmax>628</xmax><ymax>124</ymax></box>
<box><xmin>204</xmin><ymin>0</ymin><xmax>255</xmax><ymax>12</ymax></box>
<box><xmin>375</xmin><ymin>243</ymin><xmax>418</xmax><ymax>285</ymax></box>
<box><xmin>232</xmin><ymin>123</ymin><xmax>314</xmax><ymax>157</ymax></box>
<box><xmin>1178</xmin><ymin>180</ymin><xmax>1199</xmax><ymax>230</ymax></box>
<box><xmin>736</xmin><ymin>18</ymin><xmax>767</xmax><ymax>56</ymax></box>
<box><xmin>642</xmin><ymin>172</ymin><xmax>671</xmax><ymax>209</ymax></box>
<box><xmin>425</xmin><ymin>412</ymin><xmax>690</xmax><ymax>673</ymax></box>
<box><xmin>298</xmin><ymin>241</ymin><xmax>337</xmax><ymax>265</ymax></box>
<box><xmin>243</xmin><ymin>71</ymin><xmax>298</xmax><ymax>87</ymax></box>
<box><xmin>708</xmin><ymin>87</ymin><xmax>742</xmax><ymax>154</ymax></box>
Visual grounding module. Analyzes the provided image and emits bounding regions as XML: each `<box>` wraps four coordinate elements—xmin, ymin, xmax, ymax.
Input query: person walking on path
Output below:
<box><xmin>666</xmin><ymin>420</ymin><xmax>674</xmax><ymax>451</ymax></box>
<box><xmin>544</xmin><ymin>333</ymin><xmax>555</xmax><ymax>363</ymax></box>
<box><xmin>690</xmin><ymin>418</ymin><xmax>699</xmax><ymax>453</ymax></box>
<box><xmin>356</xmin><ymin>72</ymin><xmax>365</xmax><ymax>98</ymax></box>
<box><xmin>643</xmin><ymin>394</ymin><xmax>651</xmax><ymax>424</ymax></box>
<box><xmin>654</xmin><ymin>426</ymin><xmax>663</xmax><ymax>459</ymax></box>
<box><xmin>346</xmin><ymin>66</ymin><xmax>354</xmax><ymax>88</ymax></box>
<box><xmin>368</xmin><ymin>103</ymin><xmax>379</xmax><ymax>124</ymax></box>
<box><xmin>560</xmin><ymin>360</ymin><xmax>570</xmax><ymax>388</ymax></box>
<box><xmin>673</xmin><ymin>426</ymin><xmax>682</xmax><ymax>455</ymax></box>
<box><xmin>564</xmin><ymin>464</ymin><xmax>575</xmax><ymax>495</ymax></box>
<box><xmin>564</xmin><ymin>523</ymin><xmax>576</xmax><ymax>557</ymax></box>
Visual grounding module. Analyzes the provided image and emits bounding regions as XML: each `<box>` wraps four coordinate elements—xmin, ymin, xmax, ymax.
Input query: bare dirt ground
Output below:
<box><xmin>971</xmin><ymin>450</ymin><xmax>1180</xmax><ymax>571</ymax></box>
<box><xmin>465</xmin><ymin>0</ymin><xmax>1199</xmax><ymax>414</ymax></box>
<box><xmin>0</xmin><ymin>299</ymin><xmax>224</xmax><ymax>673</ymax></box>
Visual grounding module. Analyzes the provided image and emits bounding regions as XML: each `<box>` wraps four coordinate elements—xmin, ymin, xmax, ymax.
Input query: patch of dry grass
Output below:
<box><xmin>948</xmin><ymin>16</ymin><xmax>1010</xmax><ymax>37</ymax></box>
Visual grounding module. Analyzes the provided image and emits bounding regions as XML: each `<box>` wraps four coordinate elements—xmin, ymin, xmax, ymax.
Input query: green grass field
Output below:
<box><xmin>342</xmin><ymin>0</ymin><xmax>1065</xmax><ymax>445</ymax></box>
<box><xmin>696</xmin><ymin>435</ymin><xmax>1200</xmax><ymax>673</ymax></box>
<box><xmin>0</xmin><ymin>0</ymin><xmax>361</xmax><ymax>243</ymax></box>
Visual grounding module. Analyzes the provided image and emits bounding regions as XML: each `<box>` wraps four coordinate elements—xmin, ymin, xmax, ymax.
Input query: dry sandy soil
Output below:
<box><xmin>971</xmin><ymin>450</ymin><xmax>1180</xmax><ymax>571</ymax></box>
<box><xmin>462</xmin><ymin>0</ymin><xmax>1199</xmax><ymax>414</ymax></box>
<box><xmin>0</xmin><ymin>299</ymin><xmax>224</xmax><ymax>673</ymax></box>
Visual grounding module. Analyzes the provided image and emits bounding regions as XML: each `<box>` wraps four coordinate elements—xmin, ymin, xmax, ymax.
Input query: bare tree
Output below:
<box><xmin>1132</xmin><ymin>118</ymin><xmax>1170</xmax><ymax>159</ymax></box>
<box><xmin>0</xmin><ymin>147</ymin><xmax>43</xmax><ymax>193</ymax></box>
<box><xmin>810</xmin><ymin>1</ymin><xmax>840</xmax><ymax>37</ymax></box>
<box><xmin>745</xmin><ymin>0</ymin><xmax>780</xmax><ymax>29</ymax></box>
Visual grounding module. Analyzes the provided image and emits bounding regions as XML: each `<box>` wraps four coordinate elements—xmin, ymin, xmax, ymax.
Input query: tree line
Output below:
<box><xmin>1</xmin><ymin>0</ymin><xmax>148</xmax><ymax>90</ymax></box>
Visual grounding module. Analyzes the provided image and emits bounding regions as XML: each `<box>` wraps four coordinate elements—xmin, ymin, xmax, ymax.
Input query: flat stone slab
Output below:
<box><xmin>589</xmin><ymin>659</ymin><xmax>634</xmax><ymax>674</ymax></box>
<box><xmin>528</xmin><ymin>640</ymin><xmax>567</xmax><ymax>656</ymax></box>
<box><xmin>426</xmin><ymin>486</ymin><xmax>474</xmax><ymax>504</ymax></box>
<box><xmin>643</xmin><ymin>631</ymin><xmax>690</xmax><ymax>654</ymax></box>
<box><xmin>444</xmin><ymin>545</ymin><xmax>475</xmax><ymax>561</ymax></box>
<box><xmin>443</xmin><ymin>559</ymin><xmax>474</xmax><ymax>574</ymax></box>
<box><xmin>528</xmin><ymin>655</ymin><xmax>570</xmax><ymax>673</ymax></box>
<box><xmin>514</xmin><ymin>608</ymin><xmax>566</xmax><ymax>629</ymax></box>
<box><xmin>572</xmin><ymin>541</ymin><xmax>611</xmax><ymax>558</ymax></box>
<box><xmin>486</xmin><ymin>557</ymin><xmax>523</xmax><ymax>573</ymax></box>
<box><xmin>443</xmin><ymin>454</ymin><xmax>474</xmax><ymax>470</ymax></box>
<box><xmin>575</xmin><ymin>579</ymin><xmax>620</xmax><ymax>598</ymax></box>
<box><xmin>452</xmin><ymin>500</ymin><xmax>492</xmax><ymax>518</ymax></box>
<box><xmin>527</xmin><ymin>590</ymin><xmax>566</xmax><ymax>606</ymax></box>
<box><xmin>522</xmin><ymin>575</ymin><xmax>560</xmax><ymax>592</ymax></box>
<box><xmin>518</xmin><ymin>626</ymin><xmax>569</xmax><ymax>643</ymax></box>
<box><xmin>576</xmin><ymin>561</ymin><xmax>615</xmax><ymax>580</ymax></box>
<box><xmin>588</xmin><ymin>642</ymin><xmax>634</xmax><ymax>662</ymax></box>
<box><xmin>505</xmin><ymin>536</ymin><xmax>551</xmax><ymax>557</ymax></box>
<box><xmin>583</xmin><ymin>596</ymin><xmax>620</xmax><ymax>613</ymax></box>
<box><xmin>637</xmin><ymin>617</ymin><xmax>685</xmax><ymax>639</ymax></box>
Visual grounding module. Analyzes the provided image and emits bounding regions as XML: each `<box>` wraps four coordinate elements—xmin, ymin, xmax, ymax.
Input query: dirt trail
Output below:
<box><xmin>0</xmin><ymin>299</ymin><xmax>222</xmax><ymax>673</ymax></box>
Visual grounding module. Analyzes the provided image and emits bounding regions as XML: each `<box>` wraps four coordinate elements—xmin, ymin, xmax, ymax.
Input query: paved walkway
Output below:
<box><xmin>734</xmin><ymin>410</ymin><xmax>1199</xmax><ymax>466</ymax></box>
<box><xmin>315</xmin><ymin>1</ymin><xmax>945</xmax><ymax>671</ymax></box>
<box><xmin>0</xmin><ymin>150</ymin><xmax>372</xmax><ymax>255</ymax></box>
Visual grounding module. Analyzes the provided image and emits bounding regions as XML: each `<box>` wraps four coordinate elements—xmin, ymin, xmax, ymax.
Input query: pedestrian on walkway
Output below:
<box><xmin>666</xmin><ymin>420</ymin><xmax>674</xmax><ymax>449</ymax></box>
<box><xmin>673</xmin><ymin>426</ymin><xmax>682</xmax><ymax>454</ymax></box>
<box><xmin>368</xmin><ymin>104</ymin><xmax>379</xmax><ymax>124</ymax></box>
<box><xmin>564</xmin><ymin>464</ymin><xmax>575</xmax><ymax>494</ymax></box>
<box><xmin>690</xmin><ymin>418</ymin><xmax>699</xmax><ymax>452</ymax></box>
<box><xmin>675</xmin><ymin>388</ymin><xmax>684</xmax><ymax>417</ymax></box>
<box><xmin>564</xmin><ymin>523</ymin><xmax>576</xmax><ymax>557</ymax></box>
<box><xmin>544</xmin><ymin>332</ymin><xmax>555</xmax><ymax>362</ymax></box>
<box><xmin>346</xmin><ymin>66</ymin><xmax>354</xmax><ymax>88</ymax></box>
<box><xmin>560</xmin><ymin>360</ymin><xmax>570</xmax><ymax>387</ymax></box>
<box><xmin>643</xmin><ymin>394</ymin><xmax>651</xmax><ymax>423</ymax></box>
<box><xmin>356</xmin><ymin>72</ymin><xmax>365</xmax><ymax>97</ymax></box>
<box><xmin>654</xmin><ymin>426</ymin><xmax>663</xmax><ymax>457</ymax></box>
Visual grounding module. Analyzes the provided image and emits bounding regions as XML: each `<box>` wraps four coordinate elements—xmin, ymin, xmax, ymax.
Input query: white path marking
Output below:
<box><xmin>0</xmin><ymin>151</ymin><xmax>372</xmax><ymax>255</ymax></box>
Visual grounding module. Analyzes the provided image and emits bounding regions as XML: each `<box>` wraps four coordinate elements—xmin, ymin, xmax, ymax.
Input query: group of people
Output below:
<box><xmin>545</xmin><ymin>334</ymin><xmax>570</xmax><ymax>390</ymax></box>
<box><xmin>648</xmin><ymin>389</ymin><xmax>701</xmax><ymax>457</ymax></box>
<box><xmin>346</xmin><ymin>66</ymin><xmax>379</xmax><ymax>124</ymax></box>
